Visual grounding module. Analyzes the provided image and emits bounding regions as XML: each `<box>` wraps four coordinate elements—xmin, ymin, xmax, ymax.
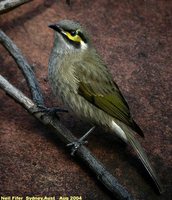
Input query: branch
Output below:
<box><xmin>0</xmin><ymin>75</ymin><xmax>133</xmax><ymax>200</ymax></box>
<box><xmin>0</xmin><ymin>31</ymin><xmax>134</xmax><ymax>200</ymax></box>
<box><xmin>0</xmin><ymin>0</ymin><xmax>32</xmax><ymax>14</ymax></box>
<box><xmin>0</xmin><ymin>30</ymin><xmax>44</xmax><ymax>106</ymax></box>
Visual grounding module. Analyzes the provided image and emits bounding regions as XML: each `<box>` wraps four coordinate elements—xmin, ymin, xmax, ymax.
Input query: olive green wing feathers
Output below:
<box><xmin>75</xmin><ymin>57</ymin><xmax>143</xmax><ymax>137</ymax></box>
<box><xmin>73</xmin><ymin>52</ymin><xmax>164</xmax><ymax>193</ymax></box>
<box><xmin>78</xmin><ymin>81</ymin><xmax>130</xmax><ymax>125</ymax></box>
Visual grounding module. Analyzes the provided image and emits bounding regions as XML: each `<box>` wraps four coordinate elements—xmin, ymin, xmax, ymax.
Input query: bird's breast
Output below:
<box><xmin>48</xmin><ymin>48</ymin><xmax>114</xmax><ymax>129</ymax></box>
<box><xmin>48</xmin><ymin>51</ymin><xmax>80</xmax><ymax>98</ymax></box>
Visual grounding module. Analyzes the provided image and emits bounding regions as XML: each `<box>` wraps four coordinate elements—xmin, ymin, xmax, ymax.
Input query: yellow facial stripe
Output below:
<box><xmin>66</xmin><ymin>32</ymin><xmax>82</xmax><ymax>43</ymax></box>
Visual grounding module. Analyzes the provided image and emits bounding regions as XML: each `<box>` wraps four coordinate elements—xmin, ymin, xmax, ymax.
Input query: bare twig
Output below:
<box><xmin>0</xmin><ymin>30</ymin><xmax>133</xmax><ymax>199</ymax></box>
<box><xmin>0</xmin><ymin>75</ymin><xmax>133</xmax><ymax>200</ymax></box>
<box><xmin>0</xmin><ymin>30</ymin><xmax>44</xmax><ymax>106</ymax></box>
<box><xmin>0</xmin><ymin>0</ymin><xmax>32</xmax><ymax>14</ymax></box>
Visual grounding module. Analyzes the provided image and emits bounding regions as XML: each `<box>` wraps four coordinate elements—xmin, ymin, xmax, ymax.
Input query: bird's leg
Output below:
<box><xmin>67</xmin><ymin>126</ymin><xmax>96</xmax><ymax>156</ymax></box>
<box><xmin>33</xmin><ymin>104</ymin><xmax>68</xmax><ymax>118</ymax></box>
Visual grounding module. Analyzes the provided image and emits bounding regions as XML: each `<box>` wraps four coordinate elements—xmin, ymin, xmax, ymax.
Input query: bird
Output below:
<box><xmin>48</xmin><ymin>20</ymin><xmax>163</xmax><ymax>193</ymax></box>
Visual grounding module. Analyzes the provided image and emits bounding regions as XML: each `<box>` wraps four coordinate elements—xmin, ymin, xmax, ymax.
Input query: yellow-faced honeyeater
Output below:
<box><xmin>48</xmin><ymin>20</ymin><xmax>163</xmax><ymax>193</ymax></box>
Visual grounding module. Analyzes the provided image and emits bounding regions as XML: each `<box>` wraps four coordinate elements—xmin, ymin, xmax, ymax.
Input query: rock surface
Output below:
<box><xmin>0</xmin><ymin>0</ymin><xmax>171</xmax><ymax>199</ymax></box>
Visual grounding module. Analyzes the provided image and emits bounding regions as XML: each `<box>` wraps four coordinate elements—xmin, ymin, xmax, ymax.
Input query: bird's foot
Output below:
<box><xmin>67</xmin><ymin>139</ymin><xmax>88</xmax><ymax>156</ymax></box>
<box><xmin>67</xmin><ymin>126</ymin><xmax>96</xmax><ymax>156</ymax></box>
<box><xmin>33</xmin><ymin>105</ymin><xmax>68</xmax><ymax>118</ymax></box>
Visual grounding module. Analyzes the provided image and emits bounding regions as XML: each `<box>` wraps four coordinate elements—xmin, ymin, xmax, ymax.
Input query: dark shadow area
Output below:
<box><xmin>1</xmin><ymin>0</ymin><xmax>56</xmax><ymax>31</ymax></box>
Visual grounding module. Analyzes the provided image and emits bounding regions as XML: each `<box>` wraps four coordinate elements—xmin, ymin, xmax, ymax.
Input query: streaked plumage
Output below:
<box><xmin>48</xmin><ymin>20</ymin><xmax>163</xmax><ymax>193</ymax></box>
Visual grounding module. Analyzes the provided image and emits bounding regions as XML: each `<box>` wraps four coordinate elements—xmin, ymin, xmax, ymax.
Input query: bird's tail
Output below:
<box><xmin>112</xmin><ymin>120</ymin><xmax>164</xmax><ymax>193</ymax></box>
<box><xmin>124</xmin><ymin>126</ymin><xmax>163</xmax><ymax>194</ymax></box>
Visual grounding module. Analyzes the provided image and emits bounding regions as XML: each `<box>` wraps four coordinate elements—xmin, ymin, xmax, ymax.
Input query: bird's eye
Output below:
<box><xmin>70</xmin><ymin>30</ymin><xmax>77</xmax><ymax>36</ymax></box>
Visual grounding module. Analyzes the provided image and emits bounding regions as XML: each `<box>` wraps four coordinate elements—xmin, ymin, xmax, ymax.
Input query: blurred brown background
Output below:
<box><xmin>0</xmin><ymin>0</ymin><xmax>171</xmax><ymax>199</ymax></box>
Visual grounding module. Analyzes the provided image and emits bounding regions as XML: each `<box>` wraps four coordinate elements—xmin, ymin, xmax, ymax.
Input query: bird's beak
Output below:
<box><xmin>48</xmin><ymin>24</ymin><xmax>63</xmax><ymax>33</ymax></box>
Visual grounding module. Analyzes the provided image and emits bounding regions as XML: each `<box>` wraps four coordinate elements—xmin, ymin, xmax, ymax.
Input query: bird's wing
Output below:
<box><xmin>74</xmin><ymin>54</ymin><xmax>164</xmax><ymax>192</ymax></box>
<box><xmin>74</xmin><ymin>58</ymin><xmax>143</xmax><ymax>136</ymax></box>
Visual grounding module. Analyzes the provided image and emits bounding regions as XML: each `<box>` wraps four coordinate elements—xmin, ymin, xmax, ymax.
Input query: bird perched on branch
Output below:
<box><xmin>48</xmin><ymin>20</ymin><xmax>163</xmax><ymax>193</ymax></box>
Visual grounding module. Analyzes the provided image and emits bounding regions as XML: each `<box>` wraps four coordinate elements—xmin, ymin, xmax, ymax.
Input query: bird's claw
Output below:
<box><xmin>67</xmin><ymin>140</ymin><xmax>88</xmax><ymax>156</ymax></box>
<box><xmin>33</xmin><ymin>105</ymin><xmax>68</xmax><ymax>118</ymax></box>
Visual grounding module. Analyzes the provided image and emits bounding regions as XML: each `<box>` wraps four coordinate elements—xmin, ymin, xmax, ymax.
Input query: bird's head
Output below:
<box><xmin>49</xmin><ymin>20</ymin><xmax>90</xmax><ymax>51</ymax></box>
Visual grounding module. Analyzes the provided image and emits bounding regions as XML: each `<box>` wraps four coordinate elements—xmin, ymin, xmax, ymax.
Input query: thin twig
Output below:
<box><xmin>0</xmin><ymin>30</ymin><xmax>134</xmax><ymax>199</ymax></box>
<box><xmin>0</xmin><ymin>0</ymin><xmax>32</xmax><ymax>14</ymax></box>
<box><xmin>0</xmin><ymin>75</ymin><xmax>133</xmax><ymax>200</ymax></box>
<box><xmin>0</xmin><ymin>30</ymin><xmax>44</xmax><ymax>106</ymax></box>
